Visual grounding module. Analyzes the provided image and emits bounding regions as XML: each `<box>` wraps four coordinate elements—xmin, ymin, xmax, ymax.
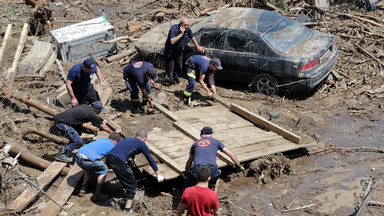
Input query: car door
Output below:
<box><xmin>215</xmin><ymin>29</ymin><xmax>264</xmax><ymax>82</ymax></box>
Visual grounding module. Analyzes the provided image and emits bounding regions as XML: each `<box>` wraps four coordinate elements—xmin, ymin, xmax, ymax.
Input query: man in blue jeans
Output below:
<box><xmin>123</xmin><ymin>61</ymin><xmax>158</xmax><ymax>114</ymax></box>
<box><xmin>53</xmin><ymin>101</ymin><xmax>116</xmax><ymax>163</ymax></box>
<box><xmin>106</xmin><ymin>130</ymin><xmax>164</xmax><ymax>213</ymax></box>
<box><xmin>184</xmin><ymin>126</ymin><xmax>245</xmax><ymax>191</ymax></box>
<box><xmin>75</xmin><ymin>132</ymin><xmax>121</xmax><ymax>201</ymax></box>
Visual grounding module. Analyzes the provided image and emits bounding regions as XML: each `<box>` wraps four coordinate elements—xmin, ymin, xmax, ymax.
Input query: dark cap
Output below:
<box><xmin>83</xmin><ymin>59</ymin><xmax>97</xmax><ymax>74</ymax></box>
<box><xmin>91</xmin><ymin>101</ymin><xmax>107</xmax><ymax>113</ymax></box>
<box><xmin>200</xmin><ymin>126</ymin><xmax>213</xmax><ymax>135</ymax></box>
<box><xmin>146</xmin><ymin>67</ymin><xmax>158</xmax><ymax>82</ymax></box>
<box><xmin>211</xmin><ymin>58</ymin><xmax>222</xmax><ymax>70</ymax></box>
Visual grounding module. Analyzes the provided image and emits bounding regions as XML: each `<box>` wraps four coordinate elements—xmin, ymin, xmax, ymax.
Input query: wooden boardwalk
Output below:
<box><xmin>142</xmin><ymin>102</ymin><xmax>315</xmax><ymax>180</ymax></box>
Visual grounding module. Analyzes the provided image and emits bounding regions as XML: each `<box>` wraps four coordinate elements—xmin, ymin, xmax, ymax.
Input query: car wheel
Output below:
<box><xmin>148</xmin><ymin>55</ymin><xmax>165</xmax><ymax>70</ymax></box>
<box><xmin>252</xmin><ymin>73</ymin><xmax>279</xmax><ymax>95</ymax></box>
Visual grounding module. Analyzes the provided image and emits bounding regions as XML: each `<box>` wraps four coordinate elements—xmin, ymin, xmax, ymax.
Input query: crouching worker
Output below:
<box><xmin>184</xmin><ymin>126</ymin><xmax>245</xmax><ymax>191</ymax></box>
<box><xmin>75</xmin><ymin>132</ymin><xmax>121</xmax><ymax>201</ymax></box>
<box><xmin>106</xmin><ymin>129</ymin><xmax>164</xmax><ymax>213</ymax></box>
<box><xmin>123</xmin><ymin>61</ymin><xmax>158</xmax><ymax>114</ymax></box>
<box><xmin>53</xmin><ymin>101</ymin><xmax>116</xmax><ymax>163</ymax></box>
<box><xmin>177</xmin><ymin>166</ymin><xmax>220</xmax><ymax>216</ymax></box>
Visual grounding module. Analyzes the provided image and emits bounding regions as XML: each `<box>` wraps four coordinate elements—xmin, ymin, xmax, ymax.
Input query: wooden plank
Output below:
<box><xmin>145</xmin><ymin>141</ymin><xmax>185</xmax><ymax>177</ymax></box>
<box><xmin>39</xmin><ymin>164</ymin><xmax>84</xmax><ymax>216</ymax></box>
<box><xmin>0</xmin><ymin>24</ymin><xmax>12</xmax><ymax>64</ymax></box>
<box><xmin>8</xmin><ymin>23</ymin><xmax>29</xmax><ymax>87</ymax></box>
<box><xmin>230</xmin><ymin>103</ymin><xmax>302</xmax><ymax>144</ymax></box>
<box><xmin>7</xmin><ymin>161</ymin><xmax>67</xmax><ymax>212</ymax></box>
<box><xmin>237</xmin><ymin>143</ymin><xmax>303</xmax><ymax>162</ymax></box>
<box><xmin>155</xmin><ymin>103</ymin><xmax>180</xmax><ymax>122</ymax></box>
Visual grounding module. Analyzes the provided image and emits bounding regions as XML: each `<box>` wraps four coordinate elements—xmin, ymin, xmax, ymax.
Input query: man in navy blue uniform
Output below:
<box><xmin>123</xmin><ymin>61</ymin><xmax>158</xmax><ymax>114</ymax></box>
<box><xmin>164</xmin><ymin>18</ymin><xmax>205</xmax><ymax>85</ymax></box>
<box><xmin>184</xmin><ymin>126</ymin><xmax>245</xmax><ymax>191</ymax></box>
<box><xmin>183</xmin><ymin>55</ymin><xmax>222</xmax><ymax>105</ymax></box>
<box><xmin>66</xmin><ymin>58</ymin><xmax>106</xmax><ymax>107</ymax></box>
<box><xmin>106</xmin><ymin>130</ymin><xmax>164</xmax><ymax>213</ymax></box>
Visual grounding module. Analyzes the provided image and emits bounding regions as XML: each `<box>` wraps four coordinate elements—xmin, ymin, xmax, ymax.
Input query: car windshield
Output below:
<box><xmin>263</xmin><ymin>17</ymin><xmax>310</xmax><ymax>53</ymax></box>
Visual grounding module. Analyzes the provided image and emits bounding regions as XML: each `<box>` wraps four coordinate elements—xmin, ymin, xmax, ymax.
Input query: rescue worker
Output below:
<box><xmin>164</xmin><ymin>17</ymin><xmax>205</xmax><ymax>85</ymax></box>
<box><xmin>123</xmin><ymin>61</ymin><xmax>158</xmax><ymax>114</ymax></box>
<box><xmin>53</xmin><ymin>101</ymin><xmax>117</xmax><ymax>163</ymax></box>
<box><xmin>184</xmin><ymin>126</ymin><xmax>245</xmax><ymax>191</ymax></box>
<box><xmin>75</xmin><ymin>132</ymin><xmax>121</xmax><ymax>201</ymax></box>
<box><xmin>106</xmin><ymin>130</ymin><xmax>164</xmax><ymax>214</ymax></box>
<box><xmin>183</xmin><ymin>55</ymin><xmax>222</xmax><ymax>105</ymax></box>
<box><xmin>66</xmin><ymin>58</ymin><xmax>106</xmax><ymax>107</ymax></box>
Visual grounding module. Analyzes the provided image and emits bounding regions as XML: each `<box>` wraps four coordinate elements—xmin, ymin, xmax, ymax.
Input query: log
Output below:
<box><xmin>1</xmin><ymin>89</ymin><xmax>99</xmax><ymax>134</ymax></box>
<box><xmin>105</xmin><ymin>48</ymin><xmax>137</xmax><ymax>63</ymax></box>
<box><xmin>19</xmin><ymin>128</ymin><xmax>68</xmax><ymax>144</ymax></box>
<box><xmin>8</xmin><ymin>23</ymin><xmax>29</xmax><ymax>88</ymax></box>
<box><xmin>25</xmin><ymin>0</ymin><xmax>47</xmax><ymax>7</ymax></box>
<box><xmin>9</xmin><ymin>145</ymin><xmax>70</xmax><ymax>175</ymax></box>
<box><xmin>0</xmin><ymin>24</ymin><xmax>12</xmax><ymax>64</ymax></box>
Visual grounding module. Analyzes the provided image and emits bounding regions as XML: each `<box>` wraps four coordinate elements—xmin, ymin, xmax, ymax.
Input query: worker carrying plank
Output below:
<box><xmin>106</xmin><ymin>129</ymin><xmax>164</xmax><ymax>214</ymax></box>
<box><xmin>123</xmin><ymin>61</ymin><xmax>158</xmax><ymax>114</ymax></box>
<box><xmin>75</xmin><ymin>132</ymin><xmax>121</xmax><ymax>201</ymax></box>
<box><xmin>183</xmin><ymin>55</ymin><xmax>222</xmax><ymax>105</ymax></box>
<box><xmin>183</xmin><ymin>126</ymin><xmax>245</xmax><ymax>191</ymax></box>
<box><xmin>53</xmin><ymin>102</ymin><xmax>118</xmax><ymax>163</ymax></box>
<box><xmin>66</xmin><ymin>58</ymin><xmax>106</xmax><ymax>107</ymax></box>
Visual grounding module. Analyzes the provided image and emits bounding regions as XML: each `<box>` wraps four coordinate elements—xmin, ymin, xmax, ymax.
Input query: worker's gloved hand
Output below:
<box><xmin>236</xmin><ymin>164</ymin><xmax>246</xmax><ymax>174</ymax></box>
<box><xmin>157</xmin><ymin>174</ymin><xmax>164</xmax><ymax>183</ymax></box>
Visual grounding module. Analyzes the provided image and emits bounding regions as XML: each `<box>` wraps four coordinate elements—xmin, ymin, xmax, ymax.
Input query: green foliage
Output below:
<box><xmin>6</xmin><ymin>8</ymin><xmax>23</xmax><ymax>17</ymax></box>
<box><xmin>290</xmin><ymin>164</ymin><xmax>296</xmax><ymax>173</ymax></box>
<box><xmin>267</xmin><ymin>0</ymin><xmax>287</xmax><ymax>10</ymax></box>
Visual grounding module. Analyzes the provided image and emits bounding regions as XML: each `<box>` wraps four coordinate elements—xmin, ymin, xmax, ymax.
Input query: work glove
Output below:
<box><xmin>236</xmin><ymin>164</ymin><xmax>246</xmax><ymax>174</ymax></box>
<box><xmin>157</xmin><ymin>174</ymin><xmax>164</xmax><ymax>183</ymax></box>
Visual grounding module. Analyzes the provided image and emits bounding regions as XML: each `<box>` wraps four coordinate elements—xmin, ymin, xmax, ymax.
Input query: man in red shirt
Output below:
<box><xmin>176</xmin><ymin>166</ymin><xmax>220</xmax><ymax>216</ymax></box>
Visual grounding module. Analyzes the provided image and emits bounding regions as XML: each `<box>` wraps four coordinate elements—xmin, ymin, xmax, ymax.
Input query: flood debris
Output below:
<box><xmin>248</xmin><ymin>155</ymin><xmax>293</xmax><ymax>184</ymax></box>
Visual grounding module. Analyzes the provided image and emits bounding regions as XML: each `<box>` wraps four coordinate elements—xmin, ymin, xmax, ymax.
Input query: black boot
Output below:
<box><xmin>52</xmin><ymin>147</ymin><xmax>73</xmax><ymax>163</ymax></box>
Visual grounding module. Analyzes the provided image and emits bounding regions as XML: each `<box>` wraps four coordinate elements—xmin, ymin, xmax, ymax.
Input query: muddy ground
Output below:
<box><xmin>1</xmin><ymin>0</ymin><xmax>384</xmax><ymax>215</ymax></box>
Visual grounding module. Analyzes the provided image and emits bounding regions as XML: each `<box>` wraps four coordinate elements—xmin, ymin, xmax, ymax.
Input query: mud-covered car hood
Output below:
<box><xmin>135</xmin><ymin>18</ymin><xmax>203</xmax><ymax>58</ymax></box>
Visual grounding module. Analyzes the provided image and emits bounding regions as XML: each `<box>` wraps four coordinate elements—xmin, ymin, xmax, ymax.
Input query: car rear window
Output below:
<box><xmin>263</xmin><ymin>17</ymin><xmax>310</xmax><ymax>53</ymax></box>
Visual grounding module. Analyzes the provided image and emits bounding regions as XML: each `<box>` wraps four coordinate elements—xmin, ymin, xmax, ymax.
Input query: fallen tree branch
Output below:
<box><xmin>219</xmin><ymin>198</ymin><xmax>257</xmax><ymax>216</ymax></box>
<box><xmin>97</xmin><ymin>36</ymin><xmax>138</xmax><ymax>44</ymax></box>
<box><xmin>354</xmin><ymin>44</ymin><xmax>384</xmax><ymax>67</ymax></box>
<box><xmin>19</xmin><ymin>128</ymin><xmax>68</xmax><ymax>144</ymax></box>
<box><xmin>368</xmin><ymin>201</ymin><xmax>384</xmax><ymax>207</ymax></box>
<box><xmin>310</xmin><ymin>147</ymin><xmax>384</xmax><ymax>155</ymax></box>
<box><xmin>282</xmin><ymin>203</ymin><xmax>317</xmax><ymax>212</ymax></box>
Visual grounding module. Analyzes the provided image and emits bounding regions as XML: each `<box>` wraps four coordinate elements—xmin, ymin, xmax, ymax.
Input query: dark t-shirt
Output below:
<box><xmin>165</xmin><ymin>24</ymin><xmax>194</xmax><ymax>51</ymax></box>
<box><xmin>67</xmin><ymin>63</ymin><xmax>95</xmax><ymax>93</ymax></box>
<box><xmin>107</xmin><ymin>137</ymin><xmax>159</xmax><ymax>172</ymax></box>
<box><xmin>54</xmin><ymin>104</ymin><xmax>102</xmax><ymax>127</ymax></box>
<box><xmin>186</xmin><ymin>55</ymin><xmax>215</xmax><ymax>75</ymax></box>
<box><xmin>123</xmin><ymin>61</ymin><xmax>153</xmax><ymax>88</ymax></box>
<box><xmin>189</xmin><ymin>137</ymin><xmax>225</xmax><ymax>167</ymax></box>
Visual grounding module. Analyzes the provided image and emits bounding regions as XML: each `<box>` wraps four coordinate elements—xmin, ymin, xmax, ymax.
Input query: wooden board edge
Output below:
<box><xmin>230</xmin><ymin>103</ymin><xmax>302</xmax><ymax>144</ymax></box>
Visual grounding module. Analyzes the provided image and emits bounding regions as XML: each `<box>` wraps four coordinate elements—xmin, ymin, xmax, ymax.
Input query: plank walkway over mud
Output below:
<box><xmin>143</xmin><ymin>102</ymin><xmax>315</xmax><ymax>180</ymax></box>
